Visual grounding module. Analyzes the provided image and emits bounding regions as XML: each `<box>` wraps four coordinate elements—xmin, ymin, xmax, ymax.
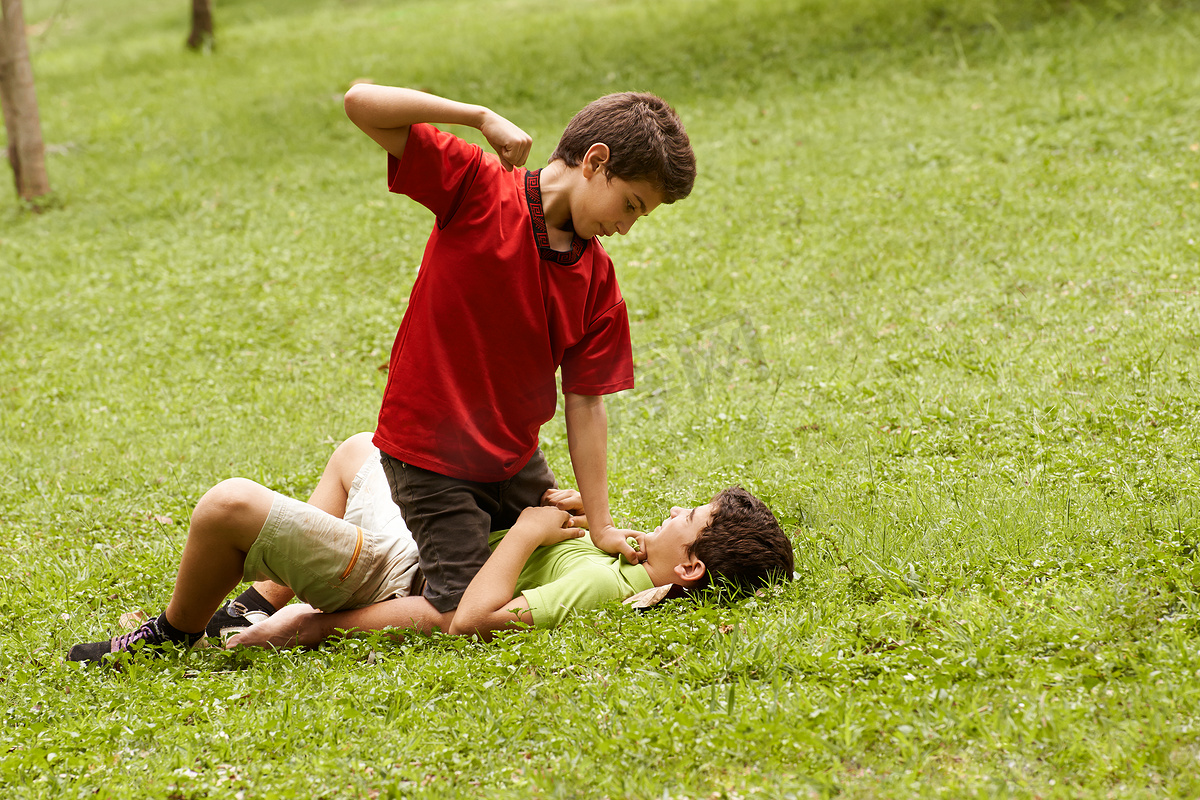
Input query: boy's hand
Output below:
<box><xmin>480</xmin><ymin>110</ymin><xmax>532</xmax><ymax>171</ymax></box>
<box><xmin>591</xmin><ymin>524</ymin><xmax>647</xmax><ymax>564</ymax></box>
<box><xmin>515</xmin><ymin>506</ymin><xmax>584</xmax><ymax>547</ymax></box>
<box><xmin>541</xmin><ymin>487</ymin><xmax>587</xmax><ymax>529</ymax></box>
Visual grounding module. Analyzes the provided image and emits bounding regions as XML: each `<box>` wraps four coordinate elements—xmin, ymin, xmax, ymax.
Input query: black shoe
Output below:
<box><xmin>205</xmin><ymin>600</ymin><xmax>270</xmax><ymax>644</ymax></box>
<box><xmin>68</xmin><ymin>618</ymin><xmax>170</xmax><ymax>664</ymax></box>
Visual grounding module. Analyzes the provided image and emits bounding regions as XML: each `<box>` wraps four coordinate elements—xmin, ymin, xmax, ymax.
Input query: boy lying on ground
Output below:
<box><xmin>68</xmin><ymin>433</ymin><xmax>794</xmax><ymax>662</ymax></box>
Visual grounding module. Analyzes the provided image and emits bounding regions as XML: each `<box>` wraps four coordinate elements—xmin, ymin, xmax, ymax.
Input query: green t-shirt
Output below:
<box><xmin>487</xmin><ymin>530</ymin><xmax>654</xmax><ymax>628</ymax></box>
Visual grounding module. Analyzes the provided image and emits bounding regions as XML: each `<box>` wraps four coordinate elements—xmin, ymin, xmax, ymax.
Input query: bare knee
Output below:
<box><xmin>307</xmin><ymin>433</ymin><xmax>378</xmax><ymax>514</ymax></box>
<box><xmin>328</xmin><ymin>433</ymin><xmax>377</xmax><ymax>480</ymax></box>
<box><xmin>340</xmin><ymin>431</ymin><xmax>376</xmax><ymax>454</ymax></box>
<box><xmin>192</xmin><ymin>478</ymin><xmax>273</xmax><ymax>536</ymax></box>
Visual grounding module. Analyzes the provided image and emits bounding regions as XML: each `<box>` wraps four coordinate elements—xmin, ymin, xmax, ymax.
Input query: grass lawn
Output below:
<box><xmin>3</xmin><ymin>0</ymin><xmax>1200</xmax><ymax>796</ymax></box>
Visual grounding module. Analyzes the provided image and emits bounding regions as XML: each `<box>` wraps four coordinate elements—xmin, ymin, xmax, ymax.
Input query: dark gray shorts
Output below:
<box><xmin>379</xmin><ymin>450</ymin><xmax>556</xmax><ymax>613</ymax></box>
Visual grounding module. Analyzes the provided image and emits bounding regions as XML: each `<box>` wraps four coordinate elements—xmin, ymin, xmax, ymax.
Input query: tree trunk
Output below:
<box><xmin>186</xmin><ymin>0</ymin><xmax>214</xmax><ymax>51</ymax></box>
<box><xmin>0</xmin><ymin>0</ymin><xmax>51</xmax><ymax>205</ymax></box>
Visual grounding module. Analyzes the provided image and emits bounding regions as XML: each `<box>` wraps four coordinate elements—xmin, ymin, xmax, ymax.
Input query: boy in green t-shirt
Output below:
<box><xmin>68</xmin><ymin>433</ymin><xmax>793</xmax><ymax>663</ymax></box>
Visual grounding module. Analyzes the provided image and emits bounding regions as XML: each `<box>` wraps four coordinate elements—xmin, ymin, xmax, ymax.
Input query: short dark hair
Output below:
<box><xmin>688</xmin><ymin>487</ymin><xmax>794</xmax><ymax>596</ymax></box>
<box><xmin>549</xmin><ymin>92</ymin><xmax>696</xmax><ymax>203</ymax></box>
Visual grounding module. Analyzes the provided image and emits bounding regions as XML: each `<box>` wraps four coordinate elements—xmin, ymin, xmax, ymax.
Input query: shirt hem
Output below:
<box><xmin>561</xmin><ymin>378</ymin><xmax>636</xmax><ymax>396</ymax></box>
<box><xmin>373</xmin><ymin>433</ymin><xmax>537</xmax><ymax>484</ymax></box>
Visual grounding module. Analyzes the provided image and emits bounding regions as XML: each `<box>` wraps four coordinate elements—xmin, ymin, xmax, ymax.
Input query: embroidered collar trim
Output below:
<box><xmin>525</xmin><ymin>169</ymin><xmax>588</xmax><ymax>265</ymax></box>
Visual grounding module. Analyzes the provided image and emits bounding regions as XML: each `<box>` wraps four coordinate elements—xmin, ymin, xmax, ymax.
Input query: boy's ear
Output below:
<box><xmin>582</xmin><ymin>143</ymin><xmax>611</xmax><ymax>177</ymax></box>
<box><xmin>674</xmin><ymin>556</ymin><xmax>706</xmax><ymax>588</ymax></box>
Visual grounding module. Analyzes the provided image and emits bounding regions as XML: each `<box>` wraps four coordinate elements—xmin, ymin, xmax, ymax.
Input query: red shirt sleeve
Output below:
<box><xmin>560</xmin><ymin>298</ymin><xmax>635</xmax><ymax>396</ymax></box>
<box><xmin>387</xmin><ymin>123</ymin><xmax>483</xmax><ymax>227</ymax></box>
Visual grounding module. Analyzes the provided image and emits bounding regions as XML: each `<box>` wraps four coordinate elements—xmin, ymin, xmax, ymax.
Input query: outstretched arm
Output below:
<box><xmin>343</xmin><ymin>84</ymin><xmax>532</xmax><ymax>170</ymax></box>
<box><xmin>448</xmin><ymin>507</ymin><xmax>582</xmax><ymax>639</ymax></box>
<box><xmin>227</xmin><ymin>596</ymin><xmax>454</xmax><ymax>649</ymax></box>
<box><xmin>564</xmin><ymin>392</ymin><xmax>644</xmax><ymax>563</ymax></box>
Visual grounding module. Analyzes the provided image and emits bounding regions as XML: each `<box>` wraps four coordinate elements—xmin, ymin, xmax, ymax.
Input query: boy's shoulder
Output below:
<box><xmin>408</xmin><ymin>122</ymin><xmax>511</xmax><ymax>177</ymax></box>
<box><xmin>392</xmin><ymin>122</ymin><xmax>528</xmax><ymax>218</ymax></box>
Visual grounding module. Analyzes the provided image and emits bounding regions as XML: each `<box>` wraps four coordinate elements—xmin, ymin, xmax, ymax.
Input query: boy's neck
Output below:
<box><xmin>536</xmin><ymin>160</ymin><xmax>577</xmax><ymax>238</ymax></box>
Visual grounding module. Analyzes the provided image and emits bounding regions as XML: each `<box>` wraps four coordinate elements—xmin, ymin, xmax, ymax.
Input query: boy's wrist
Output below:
<box><xmin>509</xmin><ymin>522</ymin><xmax>553</xmax><ymax>550</ymax></box>
<box><xmin>470</xmin><ymin>104</ymin><xmax>492</xmax><ymax>130</ymax></box>
<box><xmin>591</xmin><ymin>524</ymin><xmax>620</xmax><ymax>545</ymax></box>
<box><xmin>512</xmin><ymin>525</ymin><xmax>541</xmax><ymax>543</ymax></box>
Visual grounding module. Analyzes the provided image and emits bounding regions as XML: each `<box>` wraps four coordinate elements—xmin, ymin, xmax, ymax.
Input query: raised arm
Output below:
<box><xmin>342</xmin><ymin>84</ymin><xmax>532</xmax><ymax>170</ymax></box>
<box><xmin>563</xmin><ymin>392</ymin><xmax>645</xmax><ymax>563</ymax></box>
<box><xmin>448</xmin><ymin>506</ymin><xmax>581</xmax><ymax>639</ymax></box>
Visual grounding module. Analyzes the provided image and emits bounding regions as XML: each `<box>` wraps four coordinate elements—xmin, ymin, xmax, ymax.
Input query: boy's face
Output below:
<box><xmin>571</xmin><ymin>169</ymin><xmax>666</xmax><ymax>241</ymax></box>
<box><xmin>643</xmin><ymin>503</ymin><xmax>713</xmax><ymax>569</ymax></box>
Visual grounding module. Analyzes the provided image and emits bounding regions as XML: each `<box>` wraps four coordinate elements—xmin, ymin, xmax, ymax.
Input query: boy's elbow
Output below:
<box><xmin>343</xmin><ymin>83</ymin><xmax>371</xmax><ymax>121</ymax></box>
<box><xmin>448</xmin><ymin>615</ymin><xmax>492</xmax><ymax>640</ymax></box>
<box><xmin>564</xmin><ymin>392</ymin><xmax>603</xmax><ymax>413</ymax></box>
<box><xmin>446</xmin><ymin>610</ymin><xmax>477</xmax><ymax>637</ymax></box>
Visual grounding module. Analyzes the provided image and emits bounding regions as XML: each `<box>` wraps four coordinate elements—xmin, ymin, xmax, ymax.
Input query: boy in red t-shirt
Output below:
<box><xmin>318</xmin><ymin>84</ymin><xmax>698</xmax><ymax>626</ymax></box>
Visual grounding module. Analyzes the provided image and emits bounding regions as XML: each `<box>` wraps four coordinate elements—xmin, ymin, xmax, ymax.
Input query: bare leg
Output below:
<box><xmin>247</xmin><ymin>433</ymin><xmax>380</xmax><ymax>608</ymax></box>
<box><xmin>165</xmin><ymin>478</ymin><xmax>275</xmax><ymax>634</ymax></box>
<box><xmin>227</xmin><ymin>596</ymin><xmax>454</xmax><ymax>649</ymax></box>
<box><xmin>249</xmin><ymin>580</ymin><xmax>295</xmax><ymax>610</ymax></box>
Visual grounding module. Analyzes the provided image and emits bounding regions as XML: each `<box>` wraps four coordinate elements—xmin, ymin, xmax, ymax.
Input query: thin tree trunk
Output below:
<box><xmin>186</xmin><ymin>0</ymin><xmax>214</xmax><ymax>50</ymax></box>
<box><xmin>0</xmin><ymin>54</ymin><xmax>17</xmax><ymax>194</ymax></box>
<box><xmin>0</xmin><ymin>0</ymin><xmax>51</xmax><ymax>204</ymax></box>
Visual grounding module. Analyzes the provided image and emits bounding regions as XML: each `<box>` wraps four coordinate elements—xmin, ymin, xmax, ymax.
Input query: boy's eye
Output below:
<box><xmin>626</xmin><ymin>202</ymin><xmax>634</xmax><ymax>212</ymax></box>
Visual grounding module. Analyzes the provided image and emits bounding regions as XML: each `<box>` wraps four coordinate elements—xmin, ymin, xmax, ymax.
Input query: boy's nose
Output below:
<box><xmin>669</xmin><ymin>506</ymin><xmax>684</xmax><ymax>517</ymax></box>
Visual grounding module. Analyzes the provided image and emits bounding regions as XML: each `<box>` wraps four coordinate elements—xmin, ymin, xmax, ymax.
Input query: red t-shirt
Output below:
<box><xmin>373</xmin><ymin>123</ymin><xmax>635</xmax><ymax>483</ymax></box>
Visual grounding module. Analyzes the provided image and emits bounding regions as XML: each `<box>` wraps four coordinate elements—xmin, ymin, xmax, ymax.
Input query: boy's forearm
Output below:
<box><xmin>449</xmin><ymin>530</ymin><xmax>538</xmax><ymax>637</ymax></box>
<box><xmin>313</xmin><ymin>596</ymin><xmax>452</xmax><ymax>641</ymax></box>
<box><xmin>344</xmin><ymin>84</ymin><xmax>489</xmax><ymax>131</ymax></box>
<box><xmin>345</xmin><ymin>84</ymin><xmax>530</xmax><ymax>170</ymax></box>
<box><xmin>565</xmin><ymin>394</ymin><xmax>643</xmax><ymax>562</ymax></box>
<box><xmin>564</xmin><ymin>392</ymin><xmax>615</xmax><ymax>532</ymax></box>
<box><xmin>229</xmin><ymin>597</ymin><xmax>451</xmax><ymax>648</ymax></box>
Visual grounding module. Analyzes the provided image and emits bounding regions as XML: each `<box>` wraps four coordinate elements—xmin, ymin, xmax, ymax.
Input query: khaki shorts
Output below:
<box><xmin>243</xmin><ymin>451</ymin><xmax>420</xmax><ymax>613</ymax></box>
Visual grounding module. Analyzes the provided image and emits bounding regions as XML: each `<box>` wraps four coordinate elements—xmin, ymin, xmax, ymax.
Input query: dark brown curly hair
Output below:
<box><xmin>687</xmin><ymin>487</ymin><xmax>795</xmax><ymax>596</ymax></box>
<box><xmin>549</xmin><ymin>92</ymin><xmax>696</xmax><ymax>203</ymax></box>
